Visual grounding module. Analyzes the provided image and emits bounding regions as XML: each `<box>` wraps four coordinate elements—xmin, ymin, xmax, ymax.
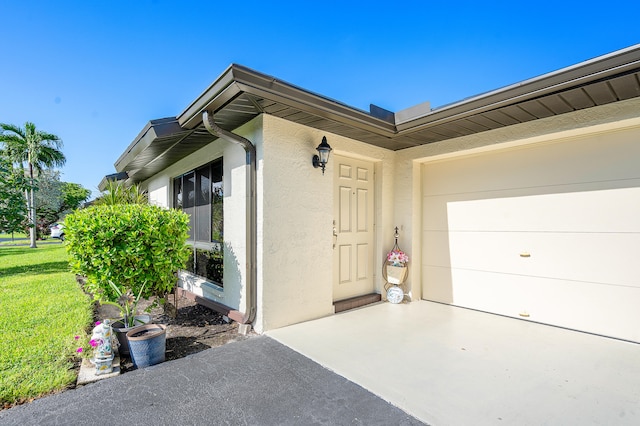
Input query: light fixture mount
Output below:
<box><xmin>312</xmin><ymin>136</ymin><xmax>332</xmax><ymax>175</ymax></box>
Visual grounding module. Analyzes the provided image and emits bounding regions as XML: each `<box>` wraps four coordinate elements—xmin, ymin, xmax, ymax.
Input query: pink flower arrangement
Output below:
<box><xmin>387</xmin><ymin>249</ymin><xmax>409</xmax><ymax>266</ymax></box>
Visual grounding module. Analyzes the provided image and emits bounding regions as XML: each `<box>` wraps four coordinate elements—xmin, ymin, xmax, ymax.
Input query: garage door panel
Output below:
<box><xmin>422</xmin><ymin>126</ymin><xmax>640</xmax><ymax>342</ymax></box>
<box><xmin>422</xmin><ymin>133</ymin><xmax>640</xmax><ymax>197</ymax></box>
<box><xmin>422</xmin><ymin>230</ymin><xmax>452</xmax><ymax>268</ymax></box>
<box><xmin>522</xmin><ymin>277</ymin><xmax>640</xmax><ymax>342</ymax></box>
<box><xmin>447</xmin><ymin>185</ymin><xmax>640</xmax><ymax>233</ymax></box>
<box><xmin>422</xmin><ymin>266</ymin><xmax>454</xmax><ymax>303</ymax></box>
<box><xmin>440</xmin><ymin>231</ymin><xmax>640</xmax><ymax>287</ymax></box>
<box><xmin>423</xmin><ymin>180</ymin><xmax>640</xmax><ymax>233</ymax></box>
<box><xmin>423</xmin><ymin>267</ymin><xmax>640</xmax><ymax>342</ymax></box>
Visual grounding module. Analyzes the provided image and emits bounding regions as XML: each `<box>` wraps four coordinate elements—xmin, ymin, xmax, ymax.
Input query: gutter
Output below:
<box><xmin>396</xmin><ymin>44</ymin><xmax>640</xmax><ymax>132</ymax></box>
<box><xmin>202</xmin><ymin>110</ymin><xmax>257</xmax><ymax>333</ymax></box>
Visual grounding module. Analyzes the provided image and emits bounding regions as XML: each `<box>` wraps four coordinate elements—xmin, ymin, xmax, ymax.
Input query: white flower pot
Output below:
<box><xmin>386</xmin><ymin>264</ymin><xmax>407</xmax><ymax>285</ymax></box>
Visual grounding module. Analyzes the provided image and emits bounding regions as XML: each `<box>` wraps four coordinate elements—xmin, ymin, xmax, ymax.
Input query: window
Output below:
<box><xmin>173</xmin><ymin>159</ymin><xmax>223</xmax><ymax>286</ymax></box>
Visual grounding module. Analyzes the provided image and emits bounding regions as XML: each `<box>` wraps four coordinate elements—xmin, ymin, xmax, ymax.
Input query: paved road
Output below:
<box><xmin>0</xmin><ymin>238</ymin><xmax>61</xmax><ymax>245</ymax></box>
<box><xmin>0</xmin><ymin>336</ymin><xmax>425</xmax><ymax>426</ymax></box>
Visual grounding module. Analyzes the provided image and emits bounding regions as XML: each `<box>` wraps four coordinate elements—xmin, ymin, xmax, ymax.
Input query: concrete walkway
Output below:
<box><xmin>0</xmin><ymin>336</ymin><xmax>423</xmax><ymax>426</ymax></box>
<box><xmin>267</xmin><ymin>301</ymin><xmax>640</xmax><ymax>425</ymax></box>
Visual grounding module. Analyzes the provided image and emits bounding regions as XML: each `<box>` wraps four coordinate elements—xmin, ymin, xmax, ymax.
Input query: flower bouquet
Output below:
<box><xmin>385</xmin><ymin>249</ymin><xmax>409</xmax><ymax>285</ymax></box>
<box><xmin>387</xmin><ymin>249</ymin><xmax>409</xmax><ymax>267</ymax></box>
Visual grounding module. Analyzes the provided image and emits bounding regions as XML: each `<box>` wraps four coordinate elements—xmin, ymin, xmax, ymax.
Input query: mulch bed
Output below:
<box><xmin>94</xmin><ymin>293</ymin><xmax>255</xmax><ymax>373</ymax></box>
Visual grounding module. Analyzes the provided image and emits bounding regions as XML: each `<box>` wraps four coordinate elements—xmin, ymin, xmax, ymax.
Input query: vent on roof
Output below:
<box><xmin>369</xmin><ymin>104</ymin><xmax>395</xmax><ymax>123</ymax></box>
<box><xmin>396</xmin><ymin>100</ymin><xmax>431</xmax><ymax>124</ymax></box>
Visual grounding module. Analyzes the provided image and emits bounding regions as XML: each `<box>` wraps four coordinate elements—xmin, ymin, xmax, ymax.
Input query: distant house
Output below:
<box><xmin>102</xmin><ymin>45</ymin><xmax>640</xmax><ymax>340</ymax></box>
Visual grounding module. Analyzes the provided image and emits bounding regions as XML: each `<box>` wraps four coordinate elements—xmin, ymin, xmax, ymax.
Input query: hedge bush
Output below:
<box><xmin>65</xmin><ymin>204</ymin><xmax>190</xmax><ymax>304</ymax></box>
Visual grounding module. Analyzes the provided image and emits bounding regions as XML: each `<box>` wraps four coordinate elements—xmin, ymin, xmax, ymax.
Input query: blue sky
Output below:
<box><xmin>1</xmin><ymin>0</ymin><xmax>638</xmax><ymax>197</ymax></box>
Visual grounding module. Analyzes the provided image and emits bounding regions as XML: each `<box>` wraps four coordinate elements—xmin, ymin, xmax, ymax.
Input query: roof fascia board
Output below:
<box><xmin>178</xmin><ymin>65</ymin><xmax>241</xmax><ymax>128</ymax></box>
<box><xmin>114</xmin><ymin>117</ymin><xmax>182</xmax><ymax>172</ymax></box>
<box><xmin>397</xmin><ymin>44</ymin><xmax>640</xmax><ymax>132</ymax></box>
<box><xmin>178</xmin><ymin>64</ymin><xmax>396</xmax><ymax>134</ymax></box>
<box><xmin>125</xmin><ymin>127</ymin><xmax>202</xmax><ymax>178</ymax></box>
<box><xmin>234</xmin><ymin>80</ymin><xmax>396</xmax><ymax>134</ymax></box>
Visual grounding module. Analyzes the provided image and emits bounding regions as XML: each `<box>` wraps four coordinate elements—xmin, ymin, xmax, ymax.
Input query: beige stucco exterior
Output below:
<box><xmin>140</xmin><ymin>114</ymin><xmax>397</xmax><ymax>333</ymax></box>
<box><xmin>137</xmin><ymin>94</ymin><xmax>640</xmax><ymax>339</ymax></box>
<box><xmin>258</xmin><ymin>115</ymin><xmax>396</xmax><ymax>332</ymax></box>
<box><xmin>141</xmin><ymin>118</ymin><xmax>261</xmax><ymax>319</ymax></box>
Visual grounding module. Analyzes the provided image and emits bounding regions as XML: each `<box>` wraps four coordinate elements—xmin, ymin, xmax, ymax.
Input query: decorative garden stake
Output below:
<box><xmin>383</xmin><ymin>227</ymin><xmax>409</xmax><ymax>304</ymax></box>
<box><xmin>90</xmin><ymin>319</ymin><xmax>116</xmax><ymax>375</ymax></box>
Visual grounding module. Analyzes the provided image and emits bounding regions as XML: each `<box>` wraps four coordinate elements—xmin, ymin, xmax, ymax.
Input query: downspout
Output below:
<box><xmin>202</xmin><ymin>111</ymin><xmax>257</xmax><ymax>333</ymax></box>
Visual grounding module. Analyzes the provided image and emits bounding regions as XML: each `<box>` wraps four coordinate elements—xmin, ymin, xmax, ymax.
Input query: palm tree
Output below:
<box><xmin>94</xmin><ymin>181</ymin><xmax>148</xmax><ymax>206</ymax></box>
<box><xmin>0</xmin><ymin>122</ymin><xmax>65</xmax><ymax>248</ymax></box>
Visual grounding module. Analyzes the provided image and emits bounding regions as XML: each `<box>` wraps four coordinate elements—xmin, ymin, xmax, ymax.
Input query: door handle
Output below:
<box><xmin>332</xmin><ymin>222</ymin><xmax>338</xmax><ymax>249</ymax></box>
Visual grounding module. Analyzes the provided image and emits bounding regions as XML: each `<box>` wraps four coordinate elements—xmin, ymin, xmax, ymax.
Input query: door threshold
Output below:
<box><xmin>334</xmin><ymin>293</ymin><xmax>381</xmax><ymax>313</ymax></box>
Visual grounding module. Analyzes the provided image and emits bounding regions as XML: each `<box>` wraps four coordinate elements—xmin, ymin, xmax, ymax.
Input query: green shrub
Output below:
<box><xmin>64</xmin><ymin>204</ymin><xmax>190</xmax><ymax>306</ymax></box>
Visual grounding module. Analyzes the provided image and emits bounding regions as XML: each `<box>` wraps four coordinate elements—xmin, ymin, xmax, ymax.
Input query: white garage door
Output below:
<box><xmin>422</xmin><ymin>129</ymin><xmax>640</xmax><ymax>342</ymax></box>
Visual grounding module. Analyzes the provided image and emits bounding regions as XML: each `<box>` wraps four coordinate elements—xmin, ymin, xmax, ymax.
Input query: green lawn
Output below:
<box><xmin>0</xmin><ymin>244</ymin><xmax>93</xmax><ymax>406</ymax></box>
<box><xmin>0</xmin><ymin>232</ymin><xmax>28</xmax><ymax>245</ymax></box>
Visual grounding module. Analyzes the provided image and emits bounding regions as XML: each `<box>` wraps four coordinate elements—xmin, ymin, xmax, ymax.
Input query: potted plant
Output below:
<box><xmin>126</xmin><ymin>323</ymin><xmax>168</xmax><ymax>368</ymax></box>
<box><xmin>65</xmin><ymin>203</ymin><xmax>190</xmax><ymax>361</ymax></box>
<box><xmin>102</xmin><ymin>281</ymin><xmax>151</xmax><ymax>356</ymax></box>
<box><xmin>385</xmin><ymin>248</ymin><xmax>409</xmax><ymax>285</ymax></box>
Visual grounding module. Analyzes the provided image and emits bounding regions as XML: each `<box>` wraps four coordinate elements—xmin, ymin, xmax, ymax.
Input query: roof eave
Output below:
<box><xmin>114</xmin><ymin>117</ymin><xmax>183</xmax><ymax>173</ymax></box>
<box><xmin>177</xmin><ymin>64</ymin><xmax>396</xmax><ymax>134</ymax></box>
<box><xmin>397</xmin><ymin>43</ymin><xmax>640</xmax><ymax>133</ymax></box>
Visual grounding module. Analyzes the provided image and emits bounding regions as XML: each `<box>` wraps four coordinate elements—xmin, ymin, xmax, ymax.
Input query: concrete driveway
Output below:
<box><xmin>267</xmin><ymin>300</ymin><xmax>640</xmax><ymax>425</ymax></box>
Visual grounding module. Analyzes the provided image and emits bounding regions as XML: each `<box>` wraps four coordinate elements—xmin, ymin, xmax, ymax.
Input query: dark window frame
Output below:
<box><xmin>173</xmin><ymin>158</ymin><xmax>223</xmax><ymax>287</ymax></box>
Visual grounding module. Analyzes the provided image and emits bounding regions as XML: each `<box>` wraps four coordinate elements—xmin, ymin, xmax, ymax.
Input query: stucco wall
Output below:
<box><xmin>138</xmin><ymin>113</ymin><xmax>399</xmax><ymax>333</ymax></box>
<box><xmin>258</xmin><ymin>115</ymin><xmax>395</xmax><ymax>332</ymax></box>
<box><xmin>141</xmin><ymin>117</ymin><xmax>263</xmax><ymax>315</ymax></box>
<box><xmin>394</xmin><ymin>96</ymin><xmax>640</xmax><ymax>301</ymax></box>
<box><xmin>137</xmin><ymin>97</ymin><xmax>640</xmax><ymax>334</ymax></box>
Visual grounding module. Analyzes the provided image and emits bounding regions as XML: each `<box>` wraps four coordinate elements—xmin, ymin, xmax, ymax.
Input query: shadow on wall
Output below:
<box><xmin>222</xmin><ymin>242</ymin><xmax>242</xmax><ymax>309</ymax></box>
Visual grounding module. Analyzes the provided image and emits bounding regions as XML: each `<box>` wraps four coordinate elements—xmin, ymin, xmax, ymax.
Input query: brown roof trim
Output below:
<box><xmin>396</xmin><ymin>44</ymin><xmax>640</xmax><ymax>133</ymax></box>
<box><xmin>114</xmin><ymin>117</ymin><xmax>182</xmax><ymax>173</ymax></box>
<box><xmin>177</xmin><ymin>45</ymin><xmax>640</xmax><ymax>137</ymax></box>
<box><xmin>106</xmin><ymin>44</ymin><xmax>640</xmax><ymax>185</ymax></box>
<box><xmin>177</xmin><ymin>64</ymin><xmax>396</xmax><ymax>135</ymax></box>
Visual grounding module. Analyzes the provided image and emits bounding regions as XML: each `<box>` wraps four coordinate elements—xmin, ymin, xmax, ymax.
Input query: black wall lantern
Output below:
<box><xmin>312</xmin><ymin>136</ymin><xmax>332</xmax><ymax>175</ymax></box>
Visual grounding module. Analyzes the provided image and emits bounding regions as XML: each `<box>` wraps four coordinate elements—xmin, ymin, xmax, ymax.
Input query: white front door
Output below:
<box><xmin>333</xmin><ymin>155</ymin><xmax>375</xmax><ymax>301</ymax></box>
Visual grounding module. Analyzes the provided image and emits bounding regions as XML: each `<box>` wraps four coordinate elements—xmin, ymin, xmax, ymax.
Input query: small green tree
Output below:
<box><xmin>61</xmin><ymin>182</ymin><xmax>91</xmax><ymax>211</ymax></box>
<box><xmin>26</xmin><ymin>169</ymin><xmax>91</xmax><ymax>238</ymax></box>
<box><xmin>65</xmin><ymin>204</ymin><xmax>190</xmax><ymax>322</ymax></box>
<box><xmin>0</xmin><ymin>156</ymin><xmax>28</xmax><ymax>236</ymax></box>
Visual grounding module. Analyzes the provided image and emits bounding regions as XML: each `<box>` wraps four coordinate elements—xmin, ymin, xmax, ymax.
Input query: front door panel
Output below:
<box><xmin>333</xmin><ymin>155</ymin><xmax>375</xmax><ymax>301</ymax></box>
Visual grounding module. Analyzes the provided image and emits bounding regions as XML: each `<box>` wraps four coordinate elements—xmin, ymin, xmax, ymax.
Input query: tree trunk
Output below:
<box><xmin>28</xmin><ymin>163</ymin><xmax>37</xmax><ymax>248</ymax></box>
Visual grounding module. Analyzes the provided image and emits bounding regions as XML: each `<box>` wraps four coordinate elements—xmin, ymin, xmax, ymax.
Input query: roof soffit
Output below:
<box><xmin>113</xmin><ymin>45</ymin><xmax>640</xmax><ymax>185</ymax></box>
<box><xmin>396</xmin><ymin>46</ymin><xmax>640</xmax><ymax>133</ymax></box>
